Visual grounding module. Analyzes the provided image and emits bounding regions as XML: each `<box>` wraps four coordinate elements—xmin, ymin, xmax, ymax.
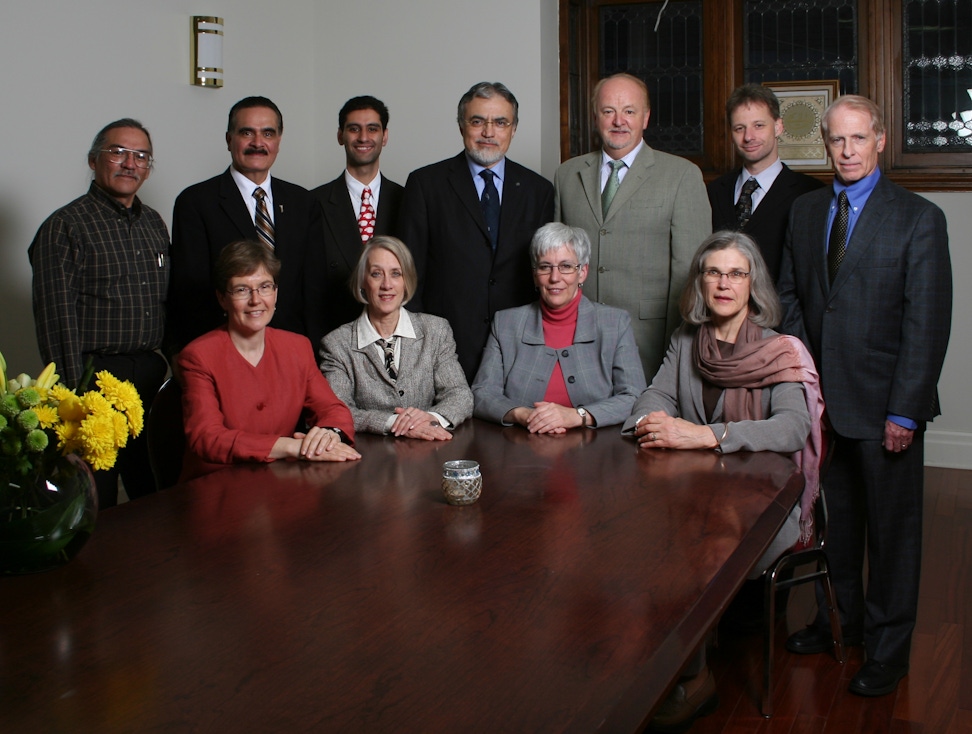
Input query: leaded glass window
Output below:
<box><xmin>599</xmin><ymin>1</ymin><xmax>703</xmax><ymax>155</ymax></box>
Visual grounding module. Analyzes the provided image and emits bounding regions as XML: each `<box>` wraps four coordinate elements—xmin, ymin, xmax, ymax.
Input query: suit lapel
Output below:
<box><xmin>579</xmin><ymin>154</ymin><xmax>603</xmax><ymax>226</ymax></box>
<box><xmin>269</xmin><ymin>179</ymin><xmax>290</xmax><ymax>258</ymax></box>
<box><xmin>446</xmin><ymin>154</ymin><xmax>489</xmax><ymax>242</ymax></box>
<box><xmin>354</xmin><ymin>328</ymin><xmax>396</xmax><ymax>388</ymax></box>
<box><xmin>829</xmin><ymin>177</ymin><xmax>894</xmax><ymax>297</ymax></box>
<box><xmin>324</xmin><ymin>176</ymin><xmax>363</xmax><ymax>270</ymax></box>
<box><xmin>604</xmin><ymin>145</ymin><xmax>654</xmax><ymax>222</ymax></box>
<box><xmin>498</xmin><ymin>162</ymin><xmax>526</xmax><ymax>250</ymax></box>
<box><xmin>218</xmin><ymin>169</ymin><xmax>258</xmax><ymax>240</ymax></box>
<box><xmin>373</xmin><ymin>174</ymin><xmax>394</xmax><ymax>234</ymax></box>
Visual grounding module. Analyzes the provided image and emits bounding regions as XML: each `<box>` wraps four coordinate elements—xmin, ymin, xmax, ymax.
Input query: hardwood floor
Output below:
<box><xmin>694</xmin><ymin>467</ymin><xmax>972</xmax><ymax>734</ymax></box>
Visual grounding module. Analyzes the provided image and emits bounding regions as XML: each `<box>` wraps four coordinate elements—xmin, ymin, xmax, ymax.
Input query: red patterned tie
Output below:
<box><xmin>358</xmin><ymin>186</ymin><xmax>376</xmax><ymax>243</ymax></box>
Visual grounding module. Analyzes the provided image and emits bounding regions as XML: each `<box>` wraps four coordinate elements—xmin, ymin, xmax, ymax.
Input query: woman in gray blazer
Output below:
<box><xmin>319</xmin><ymin>236</ymin><xmax>472</xmax><ymax>440</ymax></box>
<box><xmin>621</xmin><ymin>231</ymin><xmax>821</xmax><ymax>732</ymax></box>
<box><xmin>471</xmin><ymin>223</ymin><xmax>646</xmax><ymax>432</ymax></box>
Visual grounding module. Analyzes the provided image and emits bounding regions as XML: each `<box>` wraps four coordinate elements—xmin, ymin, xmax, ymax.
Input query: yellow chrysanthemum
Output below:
<box><xmin>55</xmin><ymin>420</ymin><xmax>82</xmax><ymax>455</ymax></box>
<box><xmin>33</xmin><ymin>404</ymin><xmax>60</xmax><ymax>429</ymax></box>
<box><xmin>50</xmin><ymin>384</ymin><xmax>74</xmax><ymax>402</ymax></box>
<box><xmin>81</xmin><ymin>390</ymin><xmax>113</xmax><ymax>417</ymax></box>
<box><xmin>56</xmin><ymin>390</ymin><xmax>86</xmax><ymax>423</ymax></box>
<box><xmin>78</xmin><ymin>411</ymin><xmax>116</xmax><ymax>458</ymax></box>
<box><xmin>126</xmin><ymin>401</ymin><xmax>144</xmax><ymax>438</ymax></box>
<box><xmin>111</xmin><ymin>410</ymin><xmax>129</xmax><ymax>449</ymax></box>
<box><xmin>96</xmin><ymin>371</ymin><xmax>143</xmax><ymax>415</ymax></box>
<box><xmin>86</xmin><ymin>445</ymin><xmax>118</xmax><ymax>472</ymax></box>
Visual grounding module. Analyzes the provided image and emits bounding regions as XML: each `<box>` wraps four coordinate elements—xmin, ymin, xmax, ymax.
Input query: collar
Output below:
<box><xmin>88</xmin><ymin>181</ymin><xmax>142</xmax><ymax>217</ymax></box>
<box><xmin>344</xmin><ymin>170</ymin><xmax>381</xmax><ymax>199</ymax></box>
<box><xmin>355</xmin><ymin>307</ymin><xmax>416</xmax><ymax>348</ymax></box>
<box><xmin>230</xmin><ymin>166</ymin><xmax>272</xmax><ymax>199</ymax></box>
<box><xmin>466</xmin><ymin>154</ymin><xmax>506</xmax><ymax>184</ymax></box>
<box><xmin>601</xmin><ymin>139</ymin><xmax>644</xmax><ymax>170</ymax></box>
<box><xmin>833</xmin><ymin>167</ymin><xmax>881</xmax><ymax>208</ymax></box>
<box><xmin>739</xmin><ymin>156</ymin><xmax>783</xmax><ymax>191</ymax></box>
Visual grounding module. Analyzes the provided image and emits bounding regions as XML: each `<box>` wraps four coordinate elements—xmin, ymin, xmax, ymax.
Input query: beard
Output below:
<box><xmin>465</xmin><ymin>142</ymin><xmax>506</xmax><ymax>168</ymax></box>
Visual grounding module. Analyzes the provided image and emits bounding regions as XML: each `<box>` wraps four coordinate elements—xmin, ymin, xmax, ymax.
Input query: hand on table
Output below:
<box><xmin>391</xmin><ymin>407</ymin><xmax>453</xmax><ymax>441</ymax></box>
<box><xmin>635</xmin><ymin>411</ymin><xmax>718</xmax><ymax>450</ymax></box>
<box><xmin>294</xmin><ymin>427</ymin><xmax>361</xmax><ymax>461</ymax></box>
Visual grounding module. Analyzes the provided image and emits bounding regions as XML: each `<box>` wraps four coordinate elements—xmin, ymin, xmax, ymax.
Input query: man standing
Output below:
<box><xmin>167</xmin><ymin>96</ymin><xmax>322</xmax><ymax>355</ymax></box>
<box><xmin>779</xmin><ymin>96</ymin><xmax>952</xmax><ymax>697</ymax></box>
<box><xmin>400</xmin><ymin>81</ymin><xmax>554</xmax><ymax>381</ymax></box>
<box><xmin>29</xmin><ymin>119</ymin><xmax>170</xmax><ymax>508</ymax></box>
<box><xmin>555</xmin><ymin>73</ymin><xmax>710</xmax><ymax>379</ymax></box>
<box><xmin>312</xmin><ymin>95</ymin><xmax>404</xmax><ymax>336</ymax></box>
<box><xmin>707</xmin><ymin>84</ymin><xmax>823</xmax><ymax>282</ymax></box>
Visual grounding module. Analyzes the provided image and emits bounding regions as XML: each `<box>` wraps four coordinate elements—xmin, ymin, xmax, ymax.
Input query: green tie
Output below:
<box><xmin>601</xmin><ymin>159</ymin><xmax>625</xmax><ymax>218</ymax></box>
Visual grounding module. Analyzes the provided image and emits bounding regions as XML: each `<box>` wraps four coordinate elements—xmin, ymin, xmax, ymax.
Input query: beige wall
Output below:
<box><xmin>0</xmin><ymin>0</ymin><xmax>967</xmax><ymax>466</ymax></box>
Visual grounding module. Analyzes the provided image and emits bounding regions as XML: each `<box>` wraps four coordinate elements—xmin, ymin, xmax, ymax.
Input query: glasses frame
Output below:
<box><xmin>100</xmin><ymin>146</ymin><xmax>154</xmax><ymax>169</ymax></box>
<box><xmin>700</xmin><ymin>269</ymin><xmax>750</xmax><ymax>284</ymax></box>
<box><xmin>226</xmin><ymin>282</ymin><xmax>278</xmax><ymax>300</ymax></box>
<box><xmin>464</xmin><ymin>117</ymin><xmax>513</xmax><ymax>130</ymax></box>
<box><xmin>534</xmin><ymin>262</ymin><xmax>582</xmax><ymax>275</ymax></box>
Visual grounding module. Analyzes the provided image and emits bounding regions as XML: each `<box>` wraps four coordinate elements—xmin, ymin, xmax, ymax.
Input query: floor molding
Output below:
<box><xmin>924</xmin><ymin>429</ymin><xmax>972</xmax><ymax>469</ymax></box>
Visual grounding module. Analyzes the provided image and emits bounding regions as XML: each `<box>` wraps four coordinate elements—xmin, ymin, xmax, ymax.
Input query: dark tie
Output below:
<box><xmin>479</xmin><ymin>170</ymin><xmax>500</xmax><ymax>251</ymax></box>
<box><xmin>828</xmin><ymin>191</ymin><xmax>850</xmax><ymax>285</ymax></box>
<box><xmin>378</xmin><ymin>337</ymin><xmax>397</xmax><ymax>380</ymax></box>
<box><xmin>253</xmin><ymin>187</ymin><xmax>275</xmax><ymax>250</ymax></box>
<box><xmin>736</xmin><ymin>177</ymin><xmax>760</xmax><ymax>228</ymax></box>
<box><xmin>602</xmin><ymin>159</ymin><xmax>625</xmax><ymax>217</ymax></box>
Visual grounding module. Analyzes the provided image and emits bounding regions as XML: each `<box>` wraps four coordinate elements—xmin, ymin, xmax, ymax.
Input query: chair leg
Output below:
<box><xmin>761</xmin><ymin>565</ymin><xmax>780</xmax><ymax>717</ymax></box>
<box><xmin>819</xmin><ymin>557</ymin><xmax>846</xmax><ymax>663</ymax></box>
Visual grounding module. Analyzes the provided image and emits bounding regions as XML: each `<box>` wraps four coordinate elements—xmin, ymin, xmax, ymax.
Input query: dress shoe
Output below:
<box><xmin>785</xmin><ymin>625</ymin><xmax>862</xmax><ymax>655</ymax></box>
<box><xmin>849</xmin><ymin>660</ymin><xmax>907</xmax><ymax>697</ymax></box>
<box><xmin>648</xmin><ymin>668</ymin><xmax>719</xmax><ymax>734</ymax></box>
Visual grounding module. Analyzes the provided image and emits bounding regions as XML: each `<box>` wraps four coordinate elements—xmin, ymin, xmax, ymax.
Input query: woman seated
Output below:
<box><xmin>622</xmin><ymin>230</ymin><xmax>822</xmax><ymax>733</ymax></box>
<box><xmin>472</xmin><ymin>222</ymin><xmax>646</xmax><ymax>432</ymax></box>
<box><xmin>319</xmin><ymin>236</ymin><xmax>472</xmax><ymax>440</ymax></box>
<box><xmin>179</xmin><ymin>240</ymin><xmax>360</xmax><ymax>480</ymax></box>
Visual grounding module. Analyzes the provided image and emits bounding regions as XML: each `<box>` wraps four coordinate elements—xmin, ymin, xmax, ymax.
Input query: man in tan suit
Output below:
<box><xmin>554</xmin><ymin>73</ymin><xmax>710</xmax><ymax>379</ymax></box>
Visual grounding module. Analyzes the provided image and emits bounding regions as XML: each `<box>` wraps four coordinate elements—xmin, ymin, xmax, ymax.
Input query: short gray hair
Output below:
<box><xmin>680</xmin><ymin>230</ymin><xmax>781</xmax><ymax>328</ymax></box>
<box><xmin>351</xmin><ymin>236</ymin><xmax>418</xmax><ymax>306</ymax></box>
<box><xmin>457</xmin><ymin>82</ymin><xmax>519</xmax><ymax>127</ymax></box>
<box><xmin>87</xmin><ymin>118</ymin><xmax>153</xmax><ymax>166</ymax></box>
<box><xmin>821</xmin><ymin>94</ymin><xmax>885</xmax><ymax>137</ymax></box>
<box><xmin>529</xmin><ymin>222</ymin><xmax>591</xmax><ymax>269</ymax></box>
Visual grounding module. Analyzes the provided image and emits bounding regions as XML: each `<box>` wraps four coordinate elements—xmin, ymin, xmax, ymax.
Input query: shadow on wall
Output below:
<box><xmin>0</xmin><ymin>208</ymin><xmax>42</xmax><ymax>374</ymax></box>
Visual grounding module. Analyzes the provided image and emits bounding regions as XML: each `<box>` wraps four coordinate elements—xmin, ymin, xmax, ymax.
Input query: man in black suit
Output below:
<box><xmin>166</xmin><ymin>96</ymin><xmax>322</xmax><ymax>357</ymax></box>
<box><xmin>311</xmin><ymin>96</ymin><xmax>404</xmax><ymax>337</ymax></box>
<box><xmin>400</xmin><ymin>81</ymin><xmax>554</xmax><ymax>380</ymax></box>
<box><xmin>778</xmin><ymin>95</ymin><xmax>952</xmax><ymax>697</ymax></box>
<box><xmin>708</xmin><ymin>84</ymin><xmax>823</xmax><ymax>282</ymax></box>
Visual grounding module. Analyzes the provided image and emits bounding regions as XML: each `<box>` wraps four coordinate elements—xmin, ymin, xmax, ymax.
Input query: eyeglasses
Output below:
<box><xmin>701</xmin><ymin>269</ymin><xmax>750</xmax><ymax>284</ymax></box>
<box><xmin>226</xmin><ymin>282</ymin><xmax>277</xmax><ymax>300</ymax></box>
<box><xmin>100</xmin><ymin>146</ymin><xmax>153</xmax><ymax>168</ymax></box>
<box><xmin>535</xmin><ymin>263</ymin><xmax>582</xmax><ymax>275</ymax></box>
<box><xmin>464</xmin><ymin>117</ymin><xmax>513</xmax><ymax>130</ymax></box>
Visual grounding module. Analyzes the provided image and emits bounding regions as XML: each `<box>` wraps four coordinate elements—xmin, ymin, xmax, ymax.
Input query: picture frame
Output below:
<box><xmin>763</xmin><ymin>80</ymin><xmax>840</xmax><ymax>172</ymax></box>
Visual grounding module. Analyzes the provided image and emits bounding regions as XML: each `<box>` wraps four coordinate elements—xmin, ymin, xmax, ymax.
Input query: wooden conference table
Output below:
<box><xmin>1</xmin><ymin>420</ymin><xmax>803</xmax><ymax>733</ymax></box>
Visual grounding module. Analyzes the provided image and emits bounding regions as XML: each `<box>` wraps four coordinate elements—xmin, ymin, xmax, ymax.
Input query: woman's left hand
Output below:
<box><xmin>391</xmin><ymin>407</ymin><xmax>453</xmax><ymax>441</ymax></box>
<box><xmin>525</xmin><ymin>401</ymin><xmax>585</xmax><ymax>434</ymax></box>
<box><xmin>635</xmin><ymin>411</ymin><xmax>719</xmax><ymax>450</ymax></box>
<box><xmin>295</xmin><ymin>427</ymin><xmax>362</xmax><ymax>461</ymax></box>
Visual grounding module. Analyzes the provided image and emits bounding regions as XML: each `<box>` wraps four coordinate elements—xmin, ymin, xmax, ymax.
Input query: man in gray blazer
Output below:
<box><xmin>778</xmin><ymin>96</ymin><xmax>952</xmax><ymax>697</ymax></box>
<box><xmin>554</xmin><ymin>73</ymin><xmax>710</xmax><ymax>380</ymax></box>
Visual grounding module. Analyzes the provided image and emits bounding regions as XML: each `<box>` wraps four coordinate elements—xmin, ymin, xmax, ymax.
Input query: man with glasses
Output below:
<box><xmin>29</xmin><ymin>118</ymin><xmax>170</xmax><ymax>508</ymax></box>
<box><xmin>400</xmin><ymin>81</ymin><xmax>554</xmax><ymax>381</ymax></box>
<box><xmin>166</xmin><ymin>96</ymin><xmax>323</xmax><ymax>356</ymax></box>
<box><xmin>554</xmin><ymin>73</ymin><xmax>710</xmax><ymax>380</ymax></box>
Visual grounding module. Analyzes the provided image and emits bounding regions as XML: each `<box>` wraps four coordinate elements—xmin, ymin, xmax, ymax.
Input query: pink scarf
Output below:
<box><xmin>695</xmin><ymin>319</ymin><xmax>824</xmax><ymax>542</ymax></box>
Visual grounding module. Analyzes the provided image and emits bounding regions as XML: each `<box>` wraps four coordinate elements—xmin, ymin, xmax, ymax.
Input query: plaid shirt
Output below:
<box><xmin>29</xmin><ymin>183</ymin><xmax>170</xmax><ymax>386</ymax></box>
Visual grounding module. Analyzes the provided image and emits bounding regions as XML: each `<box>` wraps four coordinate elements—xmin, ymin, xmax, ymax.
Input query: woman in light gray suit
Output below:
<box><xmin>320</xmin><ymin>236</ymin><xmax>472</xmax><ymax>440</ymax></box>
<box><xmin>471</xmin><ymin>223</ymin><xmax>646</xmax><ymax>432</ymax></box>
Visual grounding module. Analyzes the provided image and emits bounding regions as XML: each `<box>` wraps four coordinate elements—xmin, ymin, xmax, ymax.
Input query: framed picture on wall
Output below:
<box><xmin>764</xmin><ymin>80</ymin><xmax>840</xmax><ymax>171</ymax></box>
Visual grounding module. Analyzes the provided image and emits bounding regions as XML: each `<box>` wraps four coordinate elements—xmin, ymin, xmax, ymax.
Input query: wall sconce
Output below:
<box><xmin>191</xmin><ymin>16</ymin><xmax>224</xmax><ymax>88</ymax></box>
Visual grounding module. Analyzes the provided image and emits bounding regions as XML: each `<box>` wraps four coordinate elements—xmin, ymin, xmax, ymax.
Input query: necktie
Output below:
<box><xmin>601</xmin><ymin>159</ymin><xmax>625</xmax><ymax>218</ymax></box>
<box><xmin>378</xmin><ymin>337</ymin><xmax>397</xmax><ymax>380</ymax></box>
<box><xmin>358</xmin><ymin>186</ymin><xmax>376</xmax><ymax>243</ymax></box>
<box><xmin>736</xmin><ymin>177</ymin><xmax>760</xmax><ymax>228</ymax></box>
<box><xmin>828</xmin><ymin>191</ymin><xmax>850</xmax><ymax>285</ymax></box>
<box><xmin>253</xmin><ymin>187</ymin><xmax>275</xmax><ymax>250</ymax></box>
<box><xmin>480</xmin><ymin>170</ymin><xmax>500</xmax><ymax>251</ymax></box>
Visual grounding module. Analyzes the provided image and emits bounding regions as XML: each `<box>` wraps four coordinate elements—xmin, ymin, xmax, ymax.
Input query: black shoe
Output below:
<box><xmin>785</xmin><ymin>625</ymin><xmax>862</xmax><ymax>655</ymax></box>
<box><xmin>849</xmin><ymin>660</ymin><xmax>907</xmax><ymax>697</ymax></box>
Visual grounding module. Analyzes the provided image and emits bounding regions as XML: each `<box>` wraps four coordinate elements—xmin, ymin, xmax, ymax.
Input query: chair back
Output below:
<box><xmin>146</xmin><ymin>377</ymin><xmax>185</xmax><ymax>491</ymax></box>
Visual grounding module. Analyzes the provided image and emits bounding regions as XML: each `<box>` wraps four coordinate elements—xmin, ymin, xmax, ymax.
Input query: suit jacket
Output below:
<box><xmin>471</xmin><ymin>296</ymin><xmax>646</xmax><ymax>428</ymax></box>
<box><xmin>166</xmin><ymin>168</ymin><xmax>323</xmax><ymax>355</ymax></box>
<box><xmin>319</xmin><ymin>310</ymin><xmax>473</xmax><ymax>435</ymax></box>
<box><xmin>310</xmin><ymin>172</ymin><xmax>405</xmax><ymax>336</ymax></box>
<box><xmin>399</xmin><ymin>152</ymin><xmax>555</xmax><ymax>381</ymax></box>
<box><xmin>621</xmin><ymin>323</ymin><xmax>810</xmax><ymax>454</ymax></box>
<box><xmin>778</xmin><ymin>174</ymin><xmax>952</xmax><ymax>439</ymax></box>
<box><xmin>554</xmin><ymin>145</ymin><xmax>711</xmax><ymax>381</ymax></box>
<box><xmin>707</xmin><ymin>163</ymin><xmax>824</xmax><ymax>281</ymax></box>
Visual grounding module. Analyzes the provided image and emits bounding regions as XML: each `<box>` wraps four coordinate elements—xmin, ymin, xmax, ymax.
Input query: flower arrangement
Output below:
<box><xmin>0</xmin><ymin>350</ymin><xmax>144</xmax><ymax>482</ymax></box>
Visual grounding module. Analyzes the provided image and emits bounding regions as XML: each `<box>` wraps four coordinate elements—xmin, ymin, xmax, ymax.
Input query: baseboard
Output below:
<box><xmin>924</xmin><ymin>430</ymin><xmax>972</xmax><ymax>469</ymax></box>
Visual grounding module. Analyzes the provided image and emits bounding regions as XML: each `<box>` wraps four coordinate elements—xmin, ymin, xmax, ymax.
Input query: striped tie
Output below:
<box><xmin>253</xmin><ymin>187</ymin><xmax>275</xmax><ymax>249</ymax></box>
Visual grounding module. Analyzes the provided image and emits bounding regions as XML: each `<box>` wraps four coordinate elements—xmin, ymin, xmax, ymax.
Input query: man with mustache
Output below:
<box><xmin>29</xmin><ymin>118</ymin><xmax>170</xmax><ymax>508</ymax></box>
<box><xmin>311</xmin><ymin>95</ymin><xmax>404</xmax><ymax>337</ymax></box>
<box><xmin>166</xmin><ymin>96</ymin><xmax>323</xmax><ymax>356</ymax></box>
<box><xmin>554</xmin><ymin>73</ymin><xmax>710</xmax><ymax>380</ymax></box>
<box><xmin>400</xmin><ymin>81</ymin><xmax>554</xmax><ymax>381</ymax></box>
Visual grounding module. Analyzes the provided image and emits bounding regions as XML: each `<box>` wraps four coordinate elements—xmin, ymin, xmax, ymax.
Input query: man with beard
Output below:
<box><xmin>400</xmin><ymin>81</ymin><xmax>554</xmax><ymax>380</ymax></box>
<box><xmin>554</xmin><ymin>73</ymin><xmax>710</xmax><ymax>379</ymax></box>
<box><xmin>166</xmin><ymin>96</ymin><xmax>322</xmax><ymax>356</ymax></box>
<box><xmin>311</xmin><ymin>96</ymin><xmax>405</xmax><ymax>337</ymax></box>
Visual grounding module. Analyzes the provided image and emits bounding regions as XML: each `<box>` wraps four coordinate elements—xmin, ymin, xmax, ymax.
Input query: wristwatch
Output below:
<box><xmin>576</xmin><ymin>407</ymin><xmax>589</xmax><ymax>427</ymax></box>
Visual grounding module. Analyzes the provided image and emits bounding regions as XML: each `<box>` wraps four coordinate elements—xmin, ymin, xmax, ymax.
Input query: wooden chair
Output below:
<box><xmin>146</xmin><ymin>377</ymin><xmax>185</xmax><ymax>491</ymax></box>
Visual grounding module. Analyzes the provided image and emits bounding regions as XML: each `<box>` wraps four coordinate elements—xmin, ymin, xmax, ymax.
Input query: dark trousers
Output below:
<box><xmin>815</xmin><ymin>430</ymin><xmax>925</xmax><ymax>668</ymax></box>
<box><xmin>86</xmin><ymin>351</ymin><xmax>169</xmax><ymax>509</ymax></box>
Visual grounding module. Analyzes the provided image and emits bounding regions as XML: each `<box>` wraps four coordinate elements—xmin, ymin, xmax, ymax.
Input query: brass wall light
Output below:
<box><xmin>191</xmin><ymin>16</ymin><xmax>224</xmax><ymax>88</ymax></box>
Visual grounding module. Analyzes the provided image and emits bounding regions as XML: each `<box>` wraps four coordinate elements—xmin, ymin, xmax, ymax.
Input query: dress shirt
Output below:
<box><xmin>825</xmin><ymin>168</ymin><xmax>881</xmax><ymax>252</ymax></box>
<box><xmin>344</xmin><ymin>170</ymin><xmax>382</xmax><ymax>219</ymax></box>
<box><xmin>599</xmin><ymin>140</ymin><xmax>644</xmax><ymax>192</ymax></box>
<box><xmin>468</xmin><ymin>155</ymin><xmax>506</xmax><ymax>203</ymax></box>
<box><xmin>230</xmin><ymin>167</ymin><xmax>275</xmax><ymax>226</ymax></box>
<box><xmin>29</xmin><ymin>182</ymin><xmax>170</xmax><ymax>386</ymax></box>
<box><xmin>733</xmin><ymin>157</ymin><xmax>784</xmax><ymax>213</ymax></box>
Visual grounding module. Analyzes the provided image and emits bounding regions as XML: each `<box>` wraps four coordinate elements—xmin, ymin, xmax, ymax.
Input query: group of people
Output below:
<box><xmin>28</xmin><ymin>72</ymin><xmax>951</xmax><ymax>732</ymax></box>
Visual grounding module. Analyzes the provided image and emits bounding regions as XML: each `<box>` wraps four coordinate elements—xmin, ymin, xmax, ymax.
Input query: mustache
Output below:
<box><xmin>244</xmin><ymin>147</ymin><xmax>268</xmax><ymax>155</ymax></box>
